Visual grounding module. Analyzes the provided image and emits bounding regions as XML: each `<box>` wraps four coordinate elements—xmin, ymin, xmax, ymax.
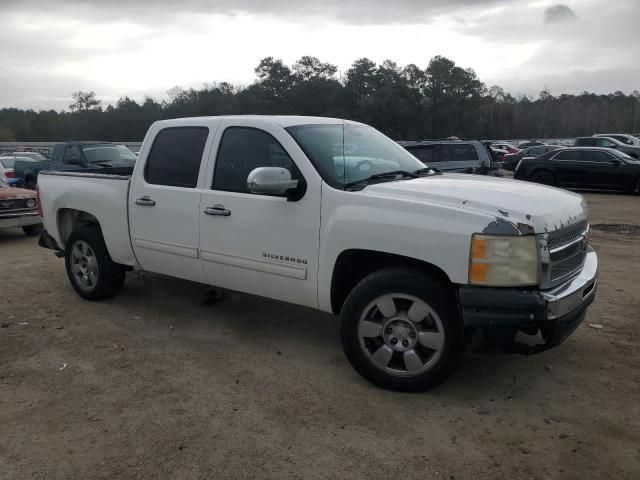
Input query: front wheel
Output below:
<box><xmin>530</xmin><ymin>170</ymin><xmax>554</xmax><ymax>186</ymax></box>
<box><xmin>64</xmin><ymin>227</ymin><xmax>126</xmax><ymax>301</ymax></box>
<box><xmin>340</xmin><ymin>268</ymin><xmax>464</xmax><ymax>392</ymax></box>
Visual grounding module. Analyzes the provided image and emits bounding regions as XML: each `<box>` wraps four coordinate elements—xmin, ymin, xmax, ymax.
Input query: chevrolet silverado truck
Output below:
<box><xmin>37</xmin><ymin>116</ymin><xmax>598</xmax><ymax>391</ymax></box>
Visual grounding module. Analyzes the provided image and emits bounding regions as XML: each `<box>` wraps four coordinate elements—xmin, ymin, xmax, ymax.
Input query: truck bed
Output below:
<box><xmin>38</xmin><ymin>170</ymin><xmax>137</xmax><ymax>266</ymax></box>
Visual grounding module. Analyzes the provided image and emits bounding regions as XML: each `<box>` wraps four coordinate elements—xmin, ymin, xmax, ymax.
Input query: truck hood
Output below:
<box><xmin>364</xmin><ymin>174</ymin><xmax>586</xmax><ymax>234</ymax></box>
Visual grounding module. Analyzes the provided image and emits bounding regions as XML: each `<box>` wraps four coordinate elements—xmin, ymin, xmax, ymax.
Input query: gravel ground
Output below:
<box><xmin>1</xmin><ymin>192</ymin><xmax>639</xmax><ymax>479</ymax></box>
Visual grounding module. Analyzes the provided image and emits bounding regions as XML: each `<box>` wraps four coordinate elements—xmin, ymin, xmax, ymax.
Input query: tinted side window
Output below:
<box><xmin>595</xmin><ymin>138</ymin><xmax>616</xmax><ymax>148</ymax></box>
<box><xmin>63</xmin><ymin>145</ymin><xmax>82</xmax><ymax>164</ymax></box>
<box><xmin>407</xmin><ymin>146</ymin><xmax>435</xmax><ymax>163</ymax></box>
<box><xmin>583</xmin><ymin>151</ymin><xmax>615</xmax><ymax>163</ymax></box>
<box><xmin>553</xmin><ymin>150</ymin><xmax>580</xmax><ymax>161</ymax></box>
<box><xmin>213</xmin><ymin>127</ymin><xmax>299</xmax><ymax>194</ymax></box>
<box><xmin>145</xmin><ymin>127</ymin><xmax>209</xmax><ymax>188</ymax></box>
<box><xmin>610</xmin><ymin>136</ymin><xmax>629</xmax><ymax>144</ymax></box>
<box><xmin>440</xmin><ymin>144</ymin><xmax>479</xmax><ymax>162</ymax></box>
<box><xmin>528</xmin><ymin>146</ymin><xmax>543</xmax><ymax>156</ymax></box>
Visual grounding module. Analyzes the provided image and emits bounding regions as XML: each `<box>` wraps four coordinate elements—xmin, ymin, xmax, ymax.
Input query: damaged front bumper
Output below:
<box><xmin>458</xmin><ymin>247</ymin><xmax>598</xmax><ymax>354</ymax></box>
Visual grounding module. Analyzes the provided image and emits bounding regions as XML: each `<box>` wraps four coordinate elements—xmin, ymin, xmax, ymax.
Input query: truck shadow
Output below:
<box><xmin>109</xmin><ymin>270</ymin><xmax>529</xmax><ymax>408</ymax></box>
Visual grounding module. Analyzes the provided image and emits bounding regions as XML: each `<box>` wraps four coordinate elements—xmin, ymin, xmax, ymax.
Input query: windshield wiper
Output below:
<box><xmin>414</xmin><ymin>166</ymin><xmax>442</xmax><ymax>175</ymax></box>
<box><xmin>345</xmin><ymin>170</ymin><xmax>421</xmax><ymax>190</ymax></box>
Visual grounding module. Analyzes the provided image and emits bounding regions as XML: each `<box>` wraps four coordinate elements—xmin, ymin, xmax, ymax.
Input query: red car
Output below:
<box><xmin>491</xmin><ymin>142</ymin><xmax>521</xmax><ymax>154</ymax></box>
<box><xmin>0</xmin><ymin>181</ymin><xmax>42</xmax><ymax>236</ymax></box>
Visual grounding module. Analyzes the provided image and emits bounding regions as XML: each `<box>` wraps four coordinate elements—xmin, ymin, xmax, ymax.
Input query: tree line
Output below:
<box><xmin>1</xmin><ymin>55</ymin><xmax>639</xmax><ymax>142</ymax></box>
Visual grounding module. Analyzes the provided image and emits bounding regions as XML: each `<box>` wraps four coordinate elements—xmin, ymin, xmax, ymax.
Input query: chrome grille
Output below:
<box><xmin>546</xmin><ymin>220</ymin><xmax>589</xmax><ymax>284</ymax></box>
<box><xmin>547</xmin><ymin>219</ymin><xmax>588</xmax><ymax>250</ymax></box>
<box><xmin>551</xmin><ymin>252</ymin><xmax>586</xmax><ymax>281</ymax></box>
<box><xmin>0</xmin><ymin>198</ymin><xmax>28</xmax><ymax>210</ymax></box>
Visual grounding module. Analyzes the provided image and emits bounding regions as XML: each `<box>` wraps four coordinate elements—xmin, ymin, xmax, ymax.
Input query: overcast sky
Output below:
<box><xmin>0</xmin><ymin>0</ymin><xmax>638</xmax><ymax>110</ymax></box>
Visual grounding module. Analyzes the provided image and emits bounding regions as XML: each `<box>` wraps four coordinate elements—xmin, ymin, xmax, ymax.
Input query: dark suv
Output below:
<box><xmin>574</xmin><ymin>137</ymin><xmax>640</xmax><ymax>159</ymax></box>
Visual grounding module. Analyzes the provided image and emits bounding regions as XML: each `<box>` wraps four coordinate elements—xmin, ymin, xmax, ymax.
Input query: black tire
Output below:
<box><xmin>530</xmin><ymin>170</ymin><xmax>554</xmax><ymax>186</ymax></box>
<box><xmin>22</xmin><ymin>223</ymin><xmax>43</xmax><ymax>236</ymax></box>
<box><xmin>64</xmin><ymin>226</ymin><xmax>126</xmax><ymax>301</ymax></box>
<box><xmin>340</xmin><ymin>267</ymin><xmax>465</xmax><ymax>392</ymax></box>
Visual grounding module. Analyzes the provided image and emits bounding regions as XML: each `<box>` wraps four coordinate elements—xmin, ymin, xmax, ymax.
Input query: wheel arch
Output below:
<box><xmin>529</xmin><ymin>168</ymin><xmax>555</xmax><ymax>182</ymax></box>
<box><xmin>57</xmin><ymin>208</ymin><xmax>102</xmax><ymax>249</ymax></box>
<box><xmin>330</xmin><ymin>249</ymin><xmax>452</xmax><ymax>315</ymax></box>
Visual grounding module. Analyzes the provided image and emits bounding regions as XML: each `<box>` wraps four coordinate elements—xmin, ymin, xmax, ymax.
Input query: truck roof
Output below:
<box><xmin>152</xmin><ymin>115</ymin><xmax>365</xmax><ymax>129</ymax></box>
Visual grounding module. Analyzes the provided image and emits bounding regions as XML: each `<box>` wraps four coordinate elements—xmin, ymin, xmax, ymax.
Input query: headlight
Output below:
<box><xmin>469</xmin><ymin>234</ymin><xmax>540</xmax><ymax>286</ymax></box>
<box><xmin>26</xmin><ymin>198</ymin><xmax>36</xmax><ymax>208</ymax></box>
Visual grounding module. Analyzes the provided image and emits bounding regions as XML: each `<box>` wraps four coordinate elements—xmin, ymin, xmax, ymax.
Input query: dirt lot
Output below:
<box><xmin>1</xmin><ymin>192</ymin><xmax>639</xmax><ymax>480</ymax></box>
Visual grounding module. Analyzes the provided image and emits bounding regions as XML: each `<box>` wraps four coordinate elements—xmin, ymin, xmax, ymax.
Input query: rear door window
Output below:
<box><xmin>440</xmin><ymin>144</ymin><xmax>479</xmax><ymax>162</ymax></box>
<box><xmin>145</xmin><ymin>127</ymin><xmax>209</xmax><ymax>188</ymax></box>
<box><xmin>553</xmin><ymin>150</ymin><xmax>581</xmax><ymax>161</ymax></box>
<box><xmin>583</xmin><ymin>150</ymin><xmax>616</xmax><ymax>163</ymax></box>
<box><xmin>407</xmin><ymin>145</ymin><xmax>436</xmax><ymax>163</ymax></box>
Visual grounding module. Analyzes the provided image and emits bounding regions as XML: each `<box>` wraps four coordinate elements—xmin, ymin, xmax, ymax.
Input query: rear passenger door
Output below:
<box><xmin>406</xmin><ymin>145</ymin><xmax>438</xmax><ymax>166</ymax></box>
<box><xmin>129</xmin><ymin>125</ymin><xmax>215</xmax><ymax>283</ymax></box>
<box><xmin>438</xmin><ymin>143</ymin><xmax>480</xmax><ymax>173</ymax></box>
<box><xmin>551</xmin><ymin>150</ymin><xmax>586</xmax><ymax>187</ymax></box>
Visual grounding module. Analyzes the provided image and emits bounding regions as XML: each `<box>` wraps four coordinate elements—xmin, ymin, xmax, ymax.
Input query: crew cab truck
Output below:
<box><xmin>37</xmin><ymin>116</ymin><xmax>598</xmax><ymax>391</ymax></box>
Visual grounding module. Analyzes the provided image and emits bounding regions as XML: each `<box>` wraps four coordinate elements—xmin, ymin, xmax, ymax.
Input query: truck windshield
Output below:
<box><xmin>81</xmin><ymin>144</ymin><xmax>137</xmax><ymax>167</ymax></box>
<box><xmin>286</xmin><ymin>123</ymin><xmax>428</xmax><ymax>189</ymax></box>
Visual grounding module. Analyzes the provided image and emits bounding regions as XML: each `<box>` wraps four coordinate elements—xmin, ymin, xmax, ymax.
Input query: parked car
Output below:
<box><xmin>517</xmin><ymin>141</ymin><xmax>545</xmax><ymax>149</ymax></box>
<box><xmin>490</xmin><ymin>147</ymin><xmax>508</xmax><ymax>162</ymax></box>
<box><xmin>0</xmin><ymin>156</ymin><xmax>40</xmax><ymax>184</ymax></box>
<box><xmin>514</xmin><ymin>147</ymin><xmax>640</xmax><ymax>193</ymax></box>
<box><xmin>490</xmin><ymin>142</ymin><xmax>520</xmax><ymax>154</ymax></box>
<box><xmin>0</xmin><ymin>151</ymin><xmax>47</xmax><ymax>162</ymax></box>
<box><xmin>0</xmin><ymin>181</ymin><xmax>42</xmax><ymax>235</ymax></box>
<box><xmin>502</xmin><ymin>145</ymin><xmax>563</xmax><ymax>171</ymax></box>
<box><xmin>574</xmin><ymin>136</ymin><xmax>640</xmax><ymax>159</ymax></box>
<box><xmin>400</xmin><ymin>139</ymin><xmax>497</xmax><ymax>175</ymax></box>
<box><xmin>38</xmin><ymin>116</ymin><xmax>597</xmax><ymax>392</ymax></box>
<box><xmin>593</xmin><ymin>133</ymin><xmax>640</xmax><ymax>146</ymax></box>
<box><xmin>14</xmin><ymin>142</ymin><xmax>137</xmax><ymax>189</ymax></box>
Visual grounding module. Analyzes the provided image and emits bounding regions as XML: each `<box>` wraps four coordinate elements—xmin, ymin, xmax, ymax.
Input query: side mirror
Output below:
<box><xmin>247</xmin><ymin>167</ymin><xmax>300</xmax><ymax>198</ymax></box>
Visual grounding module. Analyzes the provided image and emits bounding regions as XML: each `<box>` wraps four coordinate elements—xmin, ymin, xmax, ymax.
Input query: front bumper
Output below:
<box><xmin>0</xmin><ymin>211</ymin><xmax>41</xmax><ymax>229</ymax></box>
<box><xmin>458</xmin><ymin>248</ymin><xmax>598</xmax><ymax>354</ymax></box>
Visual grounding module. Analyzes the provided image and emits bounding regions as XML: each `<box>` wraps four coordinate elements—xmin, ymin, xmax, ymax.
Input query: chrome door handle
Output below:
<box><xmin>204</xmin><ymin>205</ymin><xmax>231</xmax><ymax>217</ymax></box>
<box><xmin>135</xmin><ymin>196</ymin><xmax>156</xmax><ymax>206</ymax></box>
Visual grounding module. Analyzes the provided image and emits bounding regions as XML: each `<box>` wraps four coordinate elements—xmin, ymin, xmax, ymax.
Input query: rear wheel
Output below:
<box><xmin>531</xmin><ymin>170</ymin><xmax>554</xmax><ymax>186</ymax></box>
<box><xmin>64</xmin><ymin>227</ymin><xmax>126</xmax><ymax>301</ymax></box>
<box><xmin>340</xmin><ymin>268</ymin><xmax>464</xmax><ymax>391</ymax></box>
<box><xmin>22</xmin><ymin>224</ymin><xmax>43</xmax><ymax>236</ymax></box>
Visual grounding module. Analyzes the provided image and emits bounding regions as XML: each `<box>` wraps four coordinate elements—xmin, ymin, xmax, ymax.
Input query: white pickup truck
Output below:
<box><xmin>38</xmin><ymin>116</ymin><xmax>598</xmax><ymax>391</ymax></box>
